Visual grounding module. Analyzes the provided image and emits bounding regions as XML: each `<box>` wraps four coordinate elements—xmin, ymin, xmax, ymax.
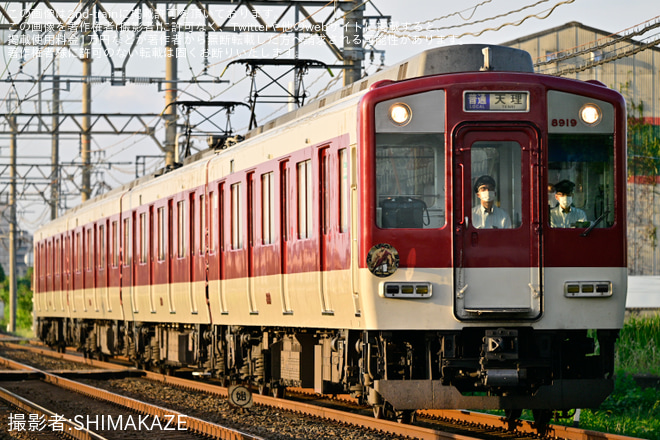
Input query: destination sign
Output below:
<box><xmin>464</xmin><ymin>91</ymin><xmax>529</xmax><ymax>112</ymax></box>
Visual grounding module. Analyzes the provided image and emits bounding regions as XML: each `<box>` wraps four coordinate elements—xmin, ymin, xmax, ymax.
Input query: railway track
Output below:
<box><xmin>0</xmin><ymin>340</ymin><xmax>646</xmax><ymax>440</ymax></box>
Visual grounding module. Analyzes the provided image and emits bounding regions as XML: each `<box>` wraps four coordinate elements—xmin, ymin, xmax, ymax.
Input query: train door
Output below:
<box><xmin>279</xmin><ymin>161</ymin><xmax>293</xmax><ymax>314</ymax></box>
<box><xmin>452</xmin><ymin>126</ymin><xmax>541</xmax><ymax>320</ymax></box>
<box><xmin>153</xmin><ymin>201</ymin><xmax>172</xmax><ymax>313</ymax></box>
<box><xmin>247</xmin><ymin>172</ymin><xmax>258</xmax><ymax>314</ymax></box>
<box><xmin>189</xmin><ymin>192</ymin><xmax>199</xmax><ymax>314</ymax></box>
<box><xmin>96</xmin><ymin>221</ymin><xmax>108</xmax><ymax>313</ymax></box>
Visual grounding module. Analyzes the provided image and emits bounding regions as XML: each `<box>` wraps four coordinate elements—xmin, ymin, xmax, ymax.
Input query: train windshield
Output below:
<box><xmin>547</xmin><ymin>134</ymin><xmax>615</xmax><ymax>229</ymax></box>
<box><xmin>375</xmin><ymin>133</ymin><xmax>446</xmax><ymax>229</ymax></box>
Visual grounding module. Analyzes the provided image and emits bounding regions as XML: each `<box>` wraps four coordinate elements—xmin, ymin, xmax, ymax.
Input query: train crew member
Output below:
<box><xmin>472</xmin><ymin>175</ymin><xmax>512</xmax><ymax>229</ymax></box>
<box><xmin>550</xmin><ymin>179</ymin><xmax>588</xmax><ymax>228</ymax></box>
<box><xmin>548</xmin><ymin>183</ymin><xmax>558</xmax><ymax>209</ymax></box>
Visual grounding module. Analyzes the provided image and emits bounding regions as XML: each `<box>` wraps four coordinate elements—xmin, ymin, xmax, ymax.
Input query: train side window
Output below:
<box><xmin>47</xmin><ymin>241</ymin><xmax>51</xmax><ymax>277</ymax></box>
<box><xmin>209</xmin><ymin>191</ymin><xmax>216</xmax><ymax>253</ymax></box>
<box><xmin>157</xmin><ymin>207</ymin><xmax>166</xmax><ymax>261</ymax></box>
<box><xmin>339</xmin><ymin>148</ymin><xmax>349</xmax><ymax>233</ymax></box>
<box><xmin>375</xmin><ymin>133</ymin><xmax>445</xmax><ymax>229</ymax></box>
<box><xmin>548</xmin><ymin>134</ymin><xmax>615</xmax><ymax>229</ymax></box>
<box><xmin>99</xmin><ymin>224</ymin><xmax>106</xmax><ymax>269</ymax></box>
<box><xmin>86</xmin><ymin>228</ymin><xmax>93</xmax><ymax>271</ymax></box>
<box><xmin>471</xmin><ymin>142</ymin><xmax>522</xmax><ymax>229</ymax></box>
<box><xmin>55</xmin><ymin>238</ymin><xmax>60</xmax><ymax>277</ymax></box>
<box><xmin>190</xmin><ymin>194</ymin><xmax>196</xmax><ymax>256</ymax></box>
<box><xmin>297</xmin><ymin>160</ymin><xmax>313</xmax><ymax>239</ymax></box>
<box><xmin>199</xmin><ymin>194</ymin><xmax>206</xmax><ymax>253</ymax></box>
<box><xmin>122</xmin><ymin>218</ymin><xmax>131</xmax><ymax>266</ymax></box>
<box><xmin>76</xmin><ymin>232</ymin><xmax>82</xmax><ymax>273</ymax></box>
<box><xmin>139</xmin><ymin>213</ymin><xmax>147</xmax><ymax>264</ymax></box>
<box><xmin>231</xmin><ymin>182</ymin><xmax>243</xmax><ymax>249</ymax></box>
<box><xmin>177</xmin><ymin>201</ymin><xmax>186</xmax><ymax>258</ymax></box>
<box><xmin>219</xmin><ymin>184</ymin><xmax>225</xmax><ymax>252</ymax></box>
<box><xmin>262</xmin><ymin>172</ymin><xmax>275</xmax><ymax>245</ymax></box>
<box><xmin>111</xmin><ymin>221</ymin><xmax>119</xmax><ymax>267</ymax></box>
<box><xmin>280</xmin><ymin>162</ymin><xmax>289</xmax><ymax>241</ymax></box>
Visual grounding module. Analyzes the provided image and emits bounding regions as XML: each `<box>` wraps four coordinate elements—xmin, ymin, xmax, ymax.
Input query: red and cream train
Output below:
<box><xmin>34</xmin><ymin>45</ymin><xmax>628</xmax><ymax>423</ymax></box>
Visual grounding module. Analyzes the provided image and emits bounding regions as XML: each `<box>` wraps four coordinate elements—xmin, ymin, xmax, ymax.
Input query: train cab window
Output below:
<box><xmin>471</xmin><ymin>142</ymin><xmax>522</xmax><ymax>229</ymax></box>
<box><xmin>375</xmin><ymin>133</ymin><xmax>445</xmax><ymax>229</ymax></box>
<box><xmin>548</xmin><ymin>134</ymin><xmax>615</xmax><ymax>229</ymax></box>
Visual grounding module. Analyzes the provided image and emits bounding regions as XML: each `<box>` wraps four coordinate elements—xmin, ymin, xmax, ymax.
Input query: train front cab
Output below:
<box><xmin>358</xmin><ymin>74</ymin><xmax>627</xmax><ymax>419</ymax></box>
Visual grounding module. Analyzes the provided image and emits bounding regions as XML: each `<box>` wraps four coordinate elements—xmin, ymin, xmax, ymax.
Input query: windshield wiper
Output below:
<box><xmin>580</xmin><ymin>210</ymin><xmax>611</xmax><ymax>237</ymax></box>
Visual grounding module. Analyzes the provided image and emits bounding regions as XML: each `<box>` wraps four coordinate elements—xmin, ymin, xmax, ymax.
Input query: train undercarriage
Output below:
<box><xmin>36</xmin><ymin>317</ymin><xmax>618</xmax><ymax>423</ymax></box>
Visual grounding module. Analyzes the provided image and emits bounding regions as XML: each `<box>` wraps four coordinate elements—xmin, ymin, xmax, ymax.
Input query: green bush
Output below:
<box><xmin>616</xmin><ymin>315</ymin><xmax>660</xmax><ymax>376</ymax></box>
<box><xmin>0</xmin><ymin>266</ymin><xmax>34</xmax><ymax>335</ymax></box>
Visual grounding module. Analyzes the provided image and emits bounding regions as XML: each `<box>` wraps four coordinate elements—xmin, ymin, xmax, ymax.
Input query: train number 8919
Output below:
<box><xmin>551</xmin><ymin>118</ymin><xmax>578</xmax><ymax>127</ymax></box>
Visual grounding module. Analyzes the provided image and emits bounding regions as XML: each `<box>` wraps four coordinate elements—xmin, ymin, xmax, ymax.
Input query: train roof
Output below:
<box><xmin>41</xmin><ymin>45</ymin><xmax>534</xmax><ymax>233</ymax></box>
<box><xmin>244</xmin><ymin>44</ymin><xmax>534</xmax><ymax>140</ymax></box>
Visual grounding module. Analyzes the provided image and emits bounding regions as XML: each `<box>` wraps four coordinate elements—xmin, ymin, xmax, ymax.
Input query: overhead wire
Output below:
<box><xmin>373</xmin><ymin>0</ymin><xmax>575</xmax><ymax>41</ymax></box>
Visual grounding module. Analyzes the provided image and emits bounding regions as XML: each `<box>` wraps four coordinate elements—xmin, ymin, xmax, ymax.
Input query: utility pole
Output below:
<box><xmin>164</xmin><ymin>13</ymin><xmax>178</xmax><ymax>167</ymax></box>
<box><xmin>81</xmin><ymin>7</ymin><xmax>93</xmax><ymax>202</ymax></box>
<box><xmin>342</xmin><ymin>0</ymin><xmax>365</xmax><ymax>86</ymax></box>
<box><xmin>8</xmin><ymin>114</ymin><xmax>17</xmax><ymax>333</ymax></box>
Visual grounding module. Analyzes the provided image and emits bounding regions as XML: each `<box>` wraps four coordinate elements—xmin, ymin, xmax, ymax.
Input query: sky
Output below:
<box><xmin>1</xmin><ymin>0</ymin><xmax>658</xmax><ymax>233</ymax></box>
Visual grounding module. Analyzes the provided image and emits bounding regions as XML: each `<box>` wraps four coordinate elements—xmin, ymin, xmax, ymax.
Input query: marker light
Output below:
<box><xmin>389</xmin><ymin>103</ymin><xmax>412</xmax><ymax>126</ymax></box>
<box><xmin>580</xmin><ymin>103</ymin><xmax>601</xmax><ymax>125</ymax></box>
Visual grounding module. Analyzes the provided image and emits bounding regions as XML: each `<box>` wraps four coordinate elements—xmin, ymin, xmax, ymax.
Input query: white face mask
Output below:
<box><xmin>548</xmin><ymin>194</ymin><xmax>558</xmax><ymax>208</ymax></box>
<box><xmin>558</xmin><ymin>195</ymin><xmax>572</xmax><ymax>209</ymax></box>
<box><xmin>479</xmin><ymin>190</ymin><xmax>494</xmax><ymax>202</ymax></box>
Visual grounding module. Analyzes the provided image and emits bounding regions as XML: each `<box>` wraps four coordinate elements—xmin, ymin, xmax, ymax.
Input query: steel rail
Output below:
<box><xmin>0</xmin><ymin>342</ymin><xmax>473</xmax><ymax>439</ymax></box>
<box><xmin>1</xmin><ymin>342</ymin><xmax>646</xmax><ymax>440</ymax></box>
<box><xmin>420</xmin><ymin>409</ymin><xmax>642</xmax><ymax>440</ymax></box>
<box><xmin>0</xmin><ymin>351</ymin><xmax>265</xmax><ymax>440</ymax></box>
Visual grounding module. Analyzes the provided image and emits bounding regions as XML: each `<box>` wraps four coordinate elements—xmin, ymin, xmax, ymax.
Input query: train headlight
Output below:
<box><xmin>389</xmin><ymin>103</ymin><xmax>412</xmax><ymax>126</ymax></box>
<box><xmin>580</xmin><ymin>103</ymin><xmax>601</xmax><ymax>125</ymax></box>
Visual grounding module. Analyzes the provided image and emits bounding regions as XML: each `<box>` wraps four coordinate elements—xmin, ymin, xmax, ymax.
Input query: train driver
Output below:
<box><xmin>472</xmin><ymin>175</ymin><xmax>512</xmax><ymax>229</ymax></box>
<box><xmin>550</xmin><ymin>179</ymin><xmax>588</xmax><ymax>228</ymax></box>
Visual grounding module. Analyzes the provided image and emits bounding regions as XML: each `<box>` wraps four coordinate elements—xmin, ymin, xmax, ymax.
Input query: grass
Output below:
<box><xmin>484</xmin><ymin>315</ymin><xmax>660</xmax><ymax>439</ymax></box>
<box><xmin>616</xmin><ymin>314</ymin><xmax>660</xmax><ymax>376</ymax></box>
<box><xmin>558</xmin><ymin>374</ymin><xmax>660</xmax><ymax>439</ymax></box>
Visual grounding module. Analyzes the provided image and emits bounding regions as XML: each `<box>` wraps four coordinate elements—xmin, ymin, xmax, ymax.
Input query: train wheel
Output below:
<box><xmin>372</xmin><ymin>405</ymin><xmax>384</xmax><ymax>419</ymax></box>
<box><xmin>271</xmin><ymin>385</ymin><xmax>285</xmax><ymax>399</ymax></box>
<box><xmin>258</xmin><ymin>383</ymin><xmax>270</xmax><ymax>395</ymax></box>
<box><xmin>395</xmin><ymin>410</ymin><xmax>416</xmax><ymax>424</ymax></box>
<box><xmin>532</xmin><ymin>409</ymin><xmax>552</xmax><ymax>428</ymax></box>
<box><xmin>505</xmin><ymin>409</ymin><xmax>523</xmax><ymax>420</ymax></box>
